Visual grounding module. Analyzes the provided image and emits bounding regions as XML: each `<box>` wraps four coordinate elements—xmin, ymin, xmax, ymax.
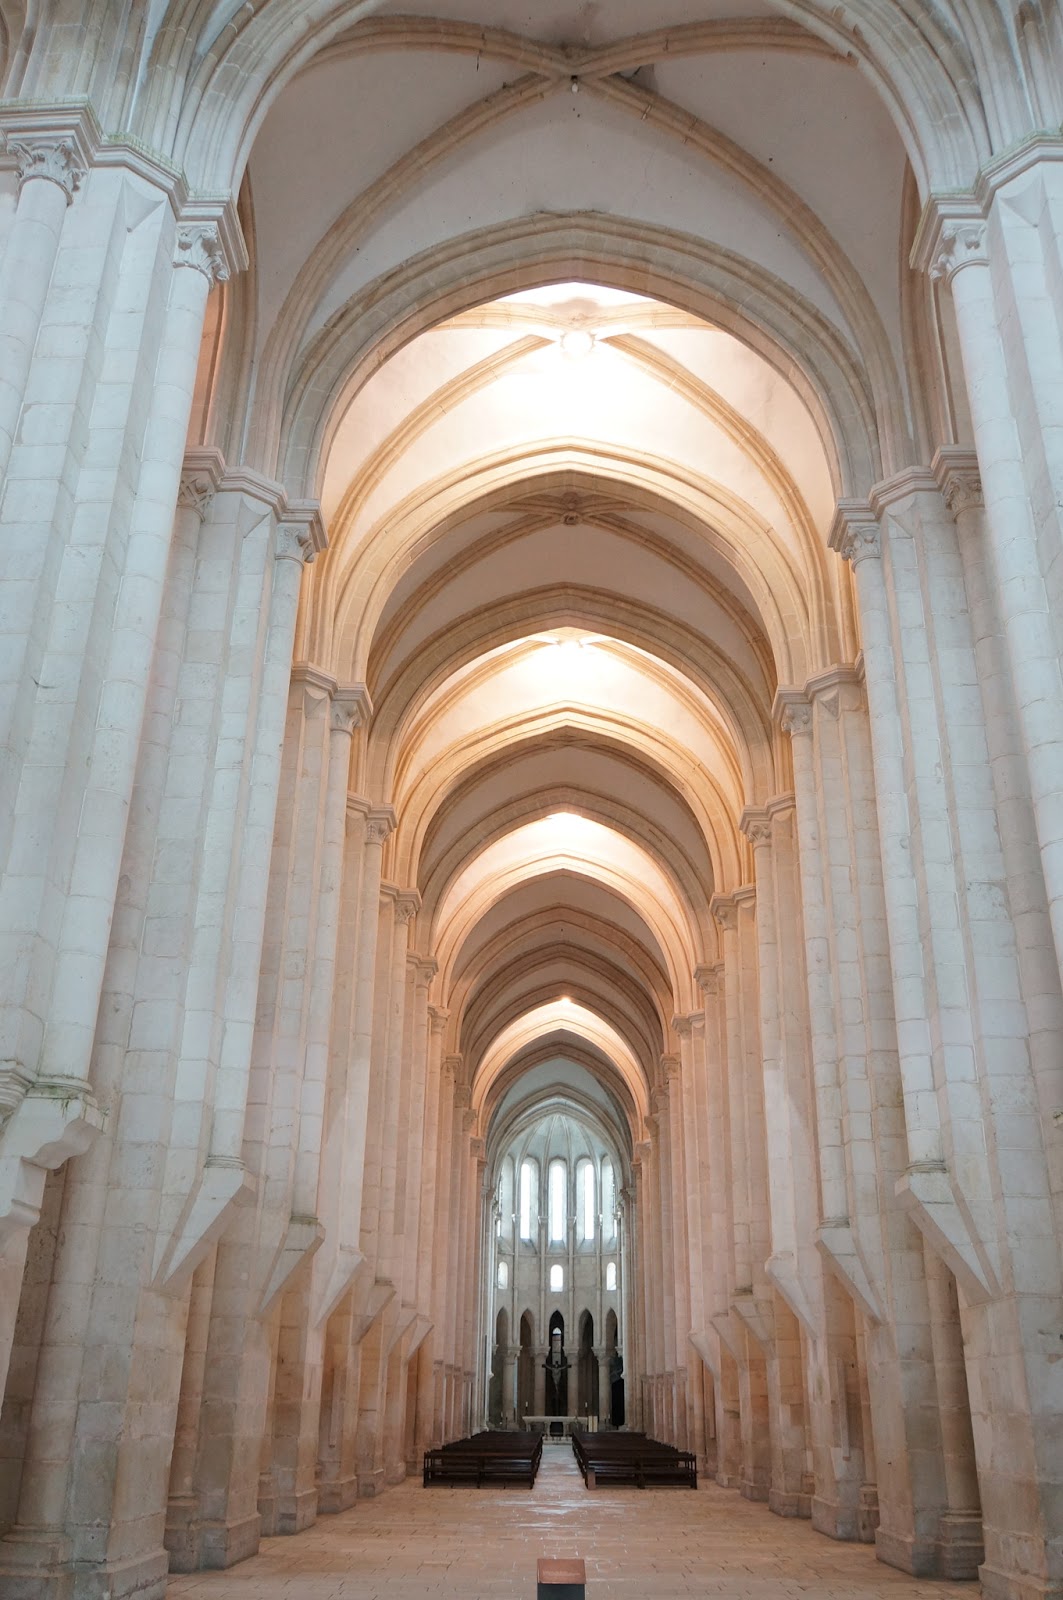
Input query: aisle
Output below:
<box><xmin>167</xmin><ymin>1447</ymin><xmax>974</xmax><ymax>1600</ymax></box>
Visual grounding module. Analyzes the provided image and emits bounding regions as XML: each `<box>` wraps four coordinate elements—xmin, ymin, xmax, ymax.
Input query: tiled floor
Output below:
<box><xmin>167</xmin><ymin>1447</ymin><xmax>976</xmax><ymax>1600</ymax></box>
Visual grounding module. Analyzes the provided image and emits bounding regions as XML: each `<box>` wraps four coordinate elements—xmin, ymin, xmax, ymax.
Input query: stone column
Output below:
<box><xmin>0</xmin><ymin>117</ymin><xmax>88</xmax><ymax>487</ymax></box>
<box><xmin>0</xmin><ymin>220</ymin><xmax>256</xmax><ymax>1600</ymax></box>
<box><xmin>922</xmin><ymin>199</ymin><xmax>1063</xmax><ymax>989</ymax></box>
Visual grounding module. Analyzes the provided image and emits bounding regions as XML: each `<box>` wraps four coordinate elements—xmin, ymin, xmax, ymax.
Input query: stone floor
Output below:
<box><xmin>167</xmin><ymin>1447</ymin><xmax>977</xmax><ymax>1600</ymax></box>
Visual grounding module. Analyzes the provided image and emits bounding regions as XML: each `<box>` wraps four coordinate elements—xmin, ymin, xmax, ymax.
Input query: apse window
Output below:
<box><xmin>606</xmin><ymin>1261</ymin><xmax>617</xmax><ymax>1292</ymax></box>
<box><xmin>548</xmin><ymin>1158</ymin><xmax>566</xmax><ymax>1243</ymax></box>
<box><xmin>602</xmin><ymin>1157</ymin><xmax>616</xmax><ymax>1244</ymax></box>
<box><xmin>519</xmin><ymin>1158</ymin><xmax>537</xmax><ymax>1241</ymax></box>
<box><xmin>577</xmin><ymin>1157</ymin><xmax>595</xmax><ymax>1242</ymax></box>
<box><xmin>550</xmin><ymin>1264</ymin><xmax>564</xmax><ymax>1292</ymax></box>
<box><xmin>497</xmin><ymin>1261</ymin><xmax>509</xmax><ymax>1290</ymax></box>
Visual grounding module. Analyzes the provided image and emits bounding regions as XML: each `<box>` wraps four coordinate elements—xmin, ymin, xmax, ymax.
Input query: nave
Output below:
<box><xmin>166</xmin><ymin>1449</ymin><xmax>976</xmax><ymax>1600</ymax></box>
<box><xmin>1</xmin><ymin>5</ymin><xmax>1063</xmax><ymax>1600</ymax></box>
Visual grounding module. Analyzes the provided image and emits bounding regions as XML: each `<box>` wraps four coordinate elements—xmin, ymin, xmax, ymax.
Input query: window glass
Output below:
<box><xmin>549</xmin><ymin>1263</ymin><xmax>564</xmax><ymax>1291</ymax></box>
<box><xmin>519</xmin><ymin>1159</ymin><xmax>536</xmax><ymax>1240</ymax></box>
<box><xmin>579</xmin><ymin>1159</ymin><xmax>595</xmax><ymax>1242</ymax></box>
<box><xmin>548</xmin><ymin>1158</ymin><xmax>566</xmax><ymax>1243</ymax></box>
<box><xmin>605</xmin><ymin>1260</ymin><xmax>617</xmax><ymax>1291</ymax></box>
<box><xmin>602</xmin><ymin>1158</ymin><xmax>616</xmax><ymax>1243</ymax></box>
<box><xmin>497</xmin><ymin>1260</ymin><xmax>508</xmax><ymax>1289</ymax></box>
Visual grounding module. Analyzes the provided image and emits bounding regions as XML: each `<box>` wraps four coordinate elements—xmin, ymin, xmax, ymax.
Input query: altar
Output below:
<box><xmin>520</xmin><ymin>1415</ymin><xmax>597</xmax><ymax>1437</ymax></box>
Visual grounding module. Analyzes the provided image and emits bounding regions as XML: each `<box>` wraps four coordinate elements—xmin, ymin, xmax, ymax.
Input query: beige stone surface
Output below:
<box><xmin>167</xmin><ymin>1451</ymin><xmax>974</xmax><ymax>1600</ymax></box>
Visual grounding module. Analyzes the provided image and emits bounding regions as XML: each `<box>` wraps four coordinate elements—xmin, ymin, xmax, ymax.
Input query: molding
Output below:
<box><xmin>868</xmin><ymin>465</ymin><xmax>939</xmax><ymax>515</ymax></box>
<box><xmin>290</xmin><ymin>661</ymin><xmax>338</xmax><ymax>697</ymax></box>
<box><xmin>0</xmin><ymin>101</ymin><xmax>99</xmax><ymax>200</ymax></box>
<box><xmin>974</xmin><ymin>130</ymin><xmax>1063</xmax><ymax>207</ymax></box>
<box><xmin>804</xmin><ymin>662</ymin><xmax>863</xmax><ymax>701</ymax></box>
<box><xmin>693</xmin><ymin>962</ymin><xmax>718</xmax><ymax>997</ymax></box>
<box><xmin>218</xmin><ymin>464</ymin><xmax>287</xmax><ymax>512</ymax></box>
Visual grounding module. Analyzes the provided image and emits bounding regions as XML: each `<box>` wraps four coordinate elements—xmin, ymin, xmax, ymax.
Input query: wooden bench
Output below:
<box><xmin>423</xmin><ymin>1430</ymin><xmax>543</xmax><ymax>1487</ymax></box>
<box><xmin>571</xmin><ymin>1429</ymin><xmax>696</xmax><ymax>1489</ymax></box>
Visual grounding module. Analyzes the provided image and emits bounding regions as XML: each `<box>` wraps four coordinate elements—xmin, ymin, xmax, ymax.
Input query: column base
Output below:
<box><xmin>264</xmin><ymin>1488</ymin><xmax>318</xmax><ymax>1537</ymax></box>
<box><xmin>769</xmin><ymin>1487</ymin><xmax>811</xmax><ymax>1518</ymax></box>
<box><xmin>715</xmin><ymin>1470</ymin><xmax>742</xmax><ymax>1489</ymax></box>
<box><xmin>317</xmin><ymin>1473</ymin><xmax>358</xmax><ymax>1513</ymax></box>
<box><xmin>859</xmin><ymin>1483</ymin><xmax>881</xmax><ymax>1543</ymax></box>
<box><xmin>937</xmin><ymin>1511</ymin><xmax>984</xmax><ymax>1580</ymax></box>
<box><xmin>874</xmin><ymin>1526</ymin><xmax>944</xmax><ymax>1577</ymax></box>
<box><xmin>739</xmin><ymin>1478</ymin><xmax>770</xmax><ymax>1503</ymax></box>
<box><xmin>197</xmin><ymin>1511</ymin><xmax>261</xmax><ymax>1570</ymax></box>
<box><xmin>0</xmin><ymin>1530</ymin><xmax>169</xmax><ymax>1600</ymax></box>
<box><xmin>980</xmin><ymin>1563</ymin><xmax>1063</xmax><ymax>1600</ymax></box>
<box><xmin>385</xmin><ymin>1462</ymin><xmax>407</xmax><ymax>1486</ymax></box>
<box><xmin>811</xmin><ymin>1495</ymin><xmax>863</xmax><ymax>1543</ymax></box>
<box><xmin>357</xmin><ymin>1467</ymin><xmax>385</xmax><ymax>1498</ymax></box>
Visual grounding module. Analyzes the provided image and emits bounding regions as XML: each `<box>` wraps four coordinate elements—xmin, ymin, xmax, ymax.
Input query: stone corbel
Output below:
<box><xmin>258</xmin><ymin>1213</ymin><xmax>326</xmax><ymax>1318</ymax></box>
<box><xmin>0</xmin><ymin>1089</ymin><xmax>106</xmax><ymax>1245</ymax></box>
<box><xmin>350</xmin><ymin>1276</ymin><xmax>397</xmax><ymax>1346</ymax></box>
<box><xmin>387</xmin><ymin>1302</ymin><xmax>418</xmax><ymax>1357</ymax></box>
<box><xmin>764</xmin><ymin>1251</ymin><xmax>819</xmax><ymax>1338</ymax></box>
<box><xmin>729</xmin><ymin>1290</ymin><xmax>774</xmax><ymax>1353</ymax></box>
<box><xmin>312</xmin><ymin>1242</ymin><xmax>366</xmax><ymax>1329</ymax></box>
<box><xmin>894</xmin><ymin>1163</ymin><xmax>1001</xmax><ymax>1304</ymax></box>
<box><xmin>814</xmin><ymin>1220</ymin><xmax>883</xmax><ymax>1324</ymax></box>
<box><xmin>407</xmin><ymin>1312</ymin><xmax>433</xmax><ymax>1362</ymax></box>
<box><xmin>152</xmin><ymin>1157</ymin><xmax>256</xmax><ymax>1292</ymax></box>
<box><xmin>709</xmin><ymin>1308</ymin><xmax>746</xmax><ymax>1363</ymax></box>
<box><xmin>687</xmin><ymin>1327</ymin><xmax>720</xmax><ymax>1378</ymax></box>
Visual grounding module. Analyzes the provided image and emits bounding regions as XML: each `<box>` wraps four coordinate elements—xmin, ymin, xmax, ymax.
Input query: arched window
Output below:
<box><xmin>549</xmin><ymin>1264</ymin><xmax>564</xmax><ymax>1292</ymax></box>
<box><xmin>548</xmin><ymin>1159</ymin><xmax>566</xmax><ymax>1243</ymax></box>
<box><xmin>498</xmin><ymin>1260</ymin><xmax>509</xmax><ymax>1290</ymax></box>
<box><xmin>519</xmin><ymin>1158</ymin><xmax>538</xmax><ymax>1241</ymax></box>
<box><xmin>498</xmin><ymin>1157</ymin><xmax>514</xmax><ymax>1241</ymax></box>
<box><xmin>602</xmin><ymin>1157</ymin><xmax>616</xmax><ymax>1244</ymax></box>
<box><xmin>577</xmin><ymin>1157</ymin><xmax>595</xmax><ymax>1242</ymax></box>
<box><xmin>605</xmin><ymin>1260</ymin><xmax>617</xmax><ymax>1292</ymax></box>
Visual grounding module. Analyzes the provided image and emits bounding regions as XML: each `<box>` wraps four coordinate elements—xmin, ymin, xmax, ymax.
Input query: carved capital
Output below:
<box><xmin>829</xmin><ymin>509</ymin><xmax>881</xmax><ymax>568</ymax></box>
<box><xmin>930</xmin><ymin>220</ymin><xmax>988</xmax><ymax>283</ymax></box>
<box><xmin>710</xmin><ymin>894</ymin><xmax>738</xmax><ymax>934</ymax></box>
<box><xmin>330</xmin><ymin>684</ymin><xmax>371</xmax><ymax>735</ymax></box>
<box><xmin>392</xmin><ymin>889</ymin><xmax>420</xmax><ymax>926</ymax></box>
<box><xmin>661</xmin><ymin>1054</ymin><xmax>680</xmax><ymax>1080</ymax></box>
<box><xmin>174</xmin><ymin>222</ymin><xmax>230</xmax><ymax>287</ymax></box>
<box><xmin>429</xmin><ymin>1005</ymin><xmax>450</xmax><ymax>1035</ymax></box>
<box><xmin>442</xmin><ymin>1054</ymin><xmax>462</xmax><ymax>1081</ymax></box>
<box><xmin>932</xmin><ymin>448</ymin><xmax>983</xmax><ymax>520</ymax></box>
<box><xmin>412</xmin><ymin>955</ymin><xmax>438</xmax><ymax>986</ymax></box>
<box><xmin>365</xmin><ymin>805</ymin><xmax>397</xmax><ymax>846</ymax></box>
<box><xmin>10</xmin><ymin>137</ymin><xmax>84</xmax><ymax>202</ymax></box>
<box><xmin>739</xmin><ymin>805</ymin><xmax>772</xmax><ymax>849</ymax></box>
<box><xmin>275</xmin><ymin>520</ymin><xmax>318</xmax><ymax>566</ymax></box>
<box><xmin>453</xmin><ymin>1082</ymin><xmax>473</xmax><ymax>1111</ymax></box>
<box><xmin>671</xmin><ymin>1014</ymin><xmax>694</xmax><ymax>1039</ymax></box>
<box><xmin>177</xmin><ymin>471</ymin><xmax>216</xmax><ymax>520</ymax></box>
<box><xmin>773</xmin><ymin>688</ymin><xmax>813</xmax><ymax>739</ymax></box>
<box><xmin>694</xmin><ymin>962</ymin><xmax>718</xmax><ymax>999</ymax></box>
